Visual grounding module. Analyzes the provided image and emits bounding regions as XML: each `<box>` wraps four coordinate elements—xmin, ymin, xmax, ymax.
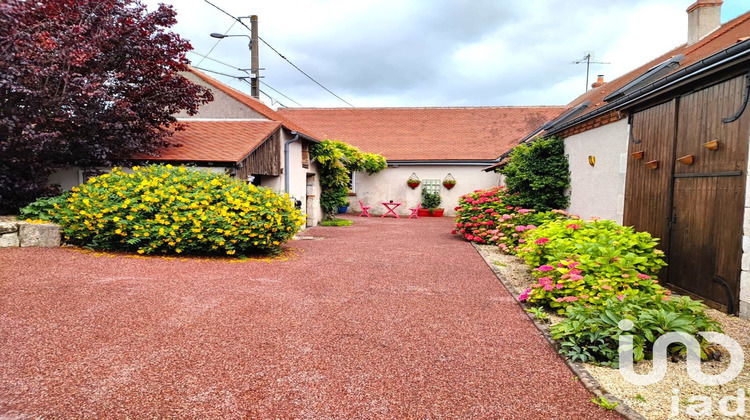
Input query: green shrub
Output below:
<box><xmin>516</xmin><ymin>219</ymin><xmax>668</xmax><ymax>311</ymax></box>
<box><xmin>500</xmin><ymin>137</ymin><xmax>570</xmax><ymax>211</ymax></box>
<box><xmin>20</xmin><ymin>165</ymin><xmax>305</xmax><ymax>255</ymax></box>
<box><xmin>311</xmin><ymin>140</ymin><xmax>386</xmax><ymax>219</ymax></box>
<box><xmin>19</xmin><ymin>192</ymin><xmax>70</xmax><ymax>222</ymax></box>
<box><xmin>421</xmin><ymin>188</ymin><xmax>442</xmax><ymax>210</ymax></box>
<box><xmin>551</xmin><ymin>296</ymin><xmax>722</xmax><ymax>367</ymax></box>
<box><xmin>452</xmin><ymin>186</ymin><xmax>513</xmax><ymax>243</ymax></box>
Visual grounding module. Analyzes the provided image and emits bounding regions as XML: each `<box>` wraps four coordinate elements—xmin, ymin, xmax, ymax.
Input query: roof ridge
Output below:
<box><xmin>684</xmin><ymin>9</ymin><xmax>750</xmax><ymax>55</ymax></box>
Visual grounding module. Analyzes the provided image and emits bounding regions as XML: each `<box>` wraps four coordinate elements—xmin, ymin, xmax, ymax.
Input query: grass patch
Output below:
<box><xmin>321</xmin><ymin>219</ymin><xmax>353</xmax><ymax>227</ymax></box>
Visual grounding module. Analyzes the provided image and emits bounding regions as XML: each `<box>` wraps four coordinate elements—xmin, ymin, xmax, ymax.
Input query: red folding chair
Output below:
<box><xmin>358</xmin><ymin>199</ymin><xmax>371</xmax><ymax>217</ymax></box>
<box><xmin>408</xmin><ymin>203</ymin><xmax>421</xmax><ymax>219</ymax></box>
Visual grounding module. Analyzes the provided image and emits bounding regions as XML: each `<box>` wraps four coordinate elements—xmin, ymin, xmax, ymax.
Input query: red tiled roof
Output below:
<box><xmin>187</xmin><ymin>67</ymin><xmax>319</xmax><ymax>140</ymax></box>
<box><xmin>563</xmin><ymin>9</ymin><xmax>750</xmax><ymax>120</ymax></box>
<box><xmin>132</xmin><ymin>120</ymin><xmax>281</xmax><ymax>163</ymax></box>
<box><xmin>277</xmin><ymin>106</ymin><xmax>566</xmax><ymax>161</ymax></box>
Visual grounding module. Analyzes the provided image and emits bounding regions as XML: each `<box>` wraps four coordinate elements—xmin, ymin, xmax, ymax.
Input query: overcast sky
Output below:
<box><xmin>141</xmin><ymin>0</ymin><xmax>748</xmax><ymax>109</ymax></box>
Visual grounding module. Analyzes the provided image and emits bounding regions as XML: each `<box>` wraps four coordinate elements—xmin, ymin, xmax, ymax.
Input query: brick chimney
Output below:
<box><xmin>687</xmin><ymin>0</ymin><xmax>722</xmax><ymax>45</ymax></box>
<box><xmin>591</xmin><ymin>75</ymin><xmax>606</xmax><ymax>89</ymax></box>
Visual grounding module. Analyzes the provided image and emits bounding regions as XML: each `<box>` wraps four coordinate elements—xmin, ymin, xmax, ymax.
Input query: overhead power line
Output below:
<box><xmin>195</xmin><ymin>20</ymin><xmax>236</xmax><ymax>67</ymax></box>
<box><xmin>189</xmin><ymin>52</ymin><xmax>304</xmax><ymax>106</ymax></box>
<box><xmin>202</xmin><ymin>0</ymin><xmax>354</xmax><ymax>107</ymax></box>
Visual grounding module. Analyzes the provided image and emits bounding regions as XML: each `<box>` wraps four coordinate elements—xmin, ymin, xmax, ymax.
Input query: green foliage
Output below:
<box><xmin>321</xmin><ymin>219</ymin><xmax>353</xmax><ymax>227</ymax></box>
<box><xmin>591</xmin><ymin>396</ymin><xmax>619</xmax><ymax>410</ymax></box>
<box><xmin>551</xmin><ymin>296</ymin><xmax>722</xmax><ymax>367</ymax></box>
<box><xmin>421</xmin><ymin>188</ymin><xmax>442</xmax><ymax>210</ymax></box>
<box><xmin>516</xmin><ymin>219</ymin><xmax>668</xmax><ymax>311</ymax></box>
<box><xmin>525</xmin><ymin>307</ymin><xmax>550</xmax><ymax>323</ymax></box>
<box><xmin>311</xmin><ymin>140</ymin><xmax>386</xmax><ymax>218</ymax></box>
<box><xmin>500</xmin><ymin>137</ymin><xmax>570</xmax><ymax>211</ymax></box>
<box><xmin>20</xmin><ymin>165</ymin><xmax>304</xmax><ymax>255</ymax></box>
<box><xmin>19</xmin><ymin>192</ymin><xmax>70</xmax><ymax>221</ymax></box>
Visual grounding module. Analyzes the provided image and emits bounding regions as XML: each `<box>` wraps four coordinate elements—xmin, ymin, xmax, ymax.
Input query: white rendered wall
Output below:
<box><xmin>349</xmin><ymin>165</ymin><xmax>502</xmax><ymax>217</ymax></box>
<box><xmin>564</xmin><ymin>119</ymin><xmax>629</xmax><ymax>223</ymax></box>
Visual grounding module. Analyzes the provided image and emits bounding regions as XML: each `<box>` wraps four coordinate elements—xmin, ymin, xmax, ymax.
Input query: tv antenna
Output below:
<box><xmin>571</xmin><ymin>52</ymin><xmax>610</xmax><ymax>91</ymax></box>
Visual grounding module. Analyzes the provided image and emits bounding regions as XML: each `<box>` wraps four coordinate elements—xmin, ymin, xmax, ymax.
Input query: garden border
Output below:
<box><xmin>473</xmin><ymin>242</ymin><xmax>647</xmax><ymax>420</ymax></box>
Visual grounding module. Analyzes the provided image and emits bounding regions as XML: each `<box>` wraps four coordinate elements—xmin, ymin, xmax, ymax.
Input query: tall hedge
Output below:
<box><xmin>500</xmin><ymin>137</ymin><xmax>570</xmax><ymax>211</ymax></box>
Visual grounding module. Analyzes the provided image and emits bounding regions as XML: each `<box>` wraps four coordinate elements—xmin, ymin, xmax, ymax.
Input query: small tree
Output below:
<box><xmin>500</xmin><ymin>137</ymin><xmax>570</xmax><ymax>211</ymax></box>
<box><xmin>311</xmin><ymin>140</ymin><xmax>386</xmax><ymax>219</ymax></box>
<box><xmin>0</xmin><ymin>0</ymin><xmax>213</xmax><ymax>213</ymax></box>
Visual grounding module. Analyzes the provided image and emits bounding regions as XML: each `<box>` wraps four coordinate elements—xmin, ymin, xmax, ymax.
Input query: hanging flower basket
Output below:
<box><xmin>442</xmin><ymin>173</ymin><xmax>456</xmax><ymax>189</ymax></box>
<box><xmin>407</xmin><ymin>173</ymin><xmax>421</xmax><ymax>189</ymax></box>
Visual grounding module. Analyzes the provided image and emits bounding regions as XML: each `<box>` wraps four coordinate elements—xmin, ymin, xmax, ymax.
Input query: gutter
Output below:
<box><xmin>546</xmin><ymin>38</ymin><xmax>750</xmax><ymax>136</ymax></box>
<box><xmin>387</xmin><ymin>160</ymin><xmax>496</xmax><ymax>167</ymax></box>
<box><xmin>284</xmin><ymin>131</ymin><xmax>300</xmax><ymax>194</ymax></box>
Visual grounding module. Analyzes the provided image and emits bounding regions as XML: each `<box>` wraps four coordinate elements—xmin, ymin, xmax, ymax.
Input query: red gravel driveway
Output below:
<box><xmin>0</xmin><ymin>216</ymin><xmax>619</xmax><ymax>419</ymax></box>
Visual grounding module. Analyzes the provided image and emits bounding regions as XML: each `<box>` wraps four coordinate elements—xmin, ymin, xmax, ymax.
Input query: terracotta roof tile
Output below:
<box><xmin>187</xmin><ymin>68</ymin><xmax>319</xmax><ymax>140</ymax></box>
<box><xmin>564</xmin><ymin>10</ymin><xmax>750</xmax><ymax>118</ymax></box>
<box><xmin>277</xmin><ymin>106</ymin><xmax>566</xmax><ymax>161</ymax></box>
<box><xmin>132</xmin><ymin>120</ymin><xmax>281</xmax><ymax>163</ymax></box>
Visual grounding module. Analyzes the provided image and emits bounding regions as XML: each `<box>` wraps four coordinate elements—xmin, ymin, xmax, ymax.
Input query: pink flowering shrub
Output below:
<box><xmin>452</xmin><ymin>187</ymin><xmax>571</xmax><ymax>251</ymax></box>
<box><xmin>452</xmin><ymin>187</ymin><xmax>514</xmax><ymax>244</ymax></box>
<box><xmin>516</xmin><ymin>218</ymin><xmax>669</xmax><ymax>312</ymax></box>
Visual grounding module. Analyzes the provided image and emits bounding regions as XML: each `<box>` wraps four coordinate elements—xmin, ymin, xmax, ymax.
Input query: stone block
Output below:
<box><xmin>18</xmin><ymin>222</ymin><xmax>61</xmax><ymax>247</ymax></box>
<box><xmin>0</xmin><ymin>222</ymin><xmax>20</xmax><ymax>247</ymax></box>
<box><xmin>745</xmin><ymin>209</ymin><xmax>750</xmax><ymax>236</ymax></box>
<box><xmin>743</xmin><ymin>253</ymin><xmax>750</xmax><ymax>272</ymax></box>
<box><xmin>741</xmin><ymin>272</ymin><xmax>750</xmax><ymax>304</ymax></box>
<box><xmin>740</xmin><ymin>301</ymin><xmax>750</xmax><ymax>319</ymax></box>
<box><xmin>743</xmin><ymin>236</ymin><xmax>750</xmax><ymax>253</ymax></box>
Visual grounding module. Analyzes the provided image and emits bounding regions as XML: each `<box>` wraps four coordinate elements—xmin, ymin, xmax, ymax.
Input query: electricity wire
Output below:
<box><xmin>202</xmin><ymin>0</ymin><xmax>354</xmax><ymax>107</ymax></box>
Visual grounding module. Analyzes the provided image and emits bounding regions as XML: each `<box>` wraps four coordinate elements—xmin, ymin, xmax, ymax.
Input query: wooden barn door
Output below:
<box><xmin>624</xmin><ymin>75</ymin><xmax>749</xmax><ymax>313</ymax></box>
<box><xmin>624</xmin><ymin>100</ymin><xmax>677</xmax><ymax>259</ymax></box>
<box><xmin>668</xmin><ymin>76</ymin><xmax>748</xmax><ymax>312</ymax></box>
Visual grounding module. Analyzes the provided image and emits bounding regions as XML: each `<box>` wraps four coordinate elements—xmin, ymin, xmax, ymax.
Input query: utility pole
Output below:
<box><xmin>249</xmin><ymin>15</ymin><xmax>259</xmax><ymax>99</ymax></box>
<box><xmin>571</xmin><ymin>52</ymin><xmax>610</xmax><ymax>92</ymax></box>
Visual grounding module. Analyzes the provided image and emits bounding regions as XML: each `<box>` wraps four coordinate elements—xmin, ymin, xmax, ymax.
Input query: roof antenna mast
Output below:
<box><xmin>571</xmin><ymin>52</ymin><xmax>610</xmax><ymax>92</ymax></box>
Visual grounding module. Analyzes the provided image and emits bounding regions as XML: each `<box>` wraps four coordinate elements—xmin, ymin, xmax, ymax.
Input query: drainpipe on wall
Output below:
<box><xmin>284</xmin><ymin>131</ymin><xmax>300</xmax><ymax>196</ymax></box>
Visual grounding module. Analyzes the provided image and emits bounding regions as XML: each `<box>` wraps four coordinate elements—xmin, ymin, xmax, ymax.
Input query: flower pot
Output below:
<box><xmin>418</xmin><ymin>208</ymin><xmax>444</xmax><ymax>217</ymax></box>
<box><xmin>430</xmin><ymin>209</ymin><xmax>445</xmax><ymax>217</ymax></box>
<box><xmin>407</xmin><ymin>181</ymin><xmax>421</xmax><ymax>189</ymax></box>
<box><xmin>443</xmin><ymin>182</ymin><xmax>455</xmax><ymax>190</ymax></box>
<box><xmin>337</xmin><ymin>205</ymin><xmax>349</xmax><ymax>214</ymax></box>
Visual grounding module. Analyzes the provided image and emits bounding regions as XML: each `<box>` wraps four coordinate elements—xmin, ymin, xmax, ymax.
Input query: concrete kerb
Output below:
<box><xmin>472</xmin><ymin>243</ymin><xmax>646</xmax><ymax>420</ymax></box>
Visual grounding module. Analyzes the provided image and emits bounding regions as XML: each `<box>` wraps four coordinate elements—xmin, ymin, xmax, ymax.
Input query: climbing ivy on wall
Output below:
<box><xmin>500</xmin><ymin>137</ymin><xmax>570</xmax><ymax>211</ymax></box>
<box><xmin>311</xmin><ymin>140</ymin><xmax>386</xmax><ymax>219</ymax></box>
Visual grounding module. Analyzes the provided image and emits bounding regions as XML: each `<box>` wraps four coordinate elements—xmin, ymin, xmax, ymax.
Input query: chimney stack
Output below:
<box><xmin>687</xmin><ymin>0</ymin><xmax>722</xmax><ymax>45</ymax></box>
<box><xmin>591</xmin><ymin>75</ymin><xmax>606</xmax><ymax>89</ymax></box>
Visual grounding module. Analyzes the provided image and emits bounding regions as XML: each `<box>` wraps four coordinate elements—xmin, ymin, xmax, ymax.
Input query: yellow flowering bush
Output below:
<box><xmin>21</xmin><ymin>165</ymin><xmax>305</xmax><ymax>255</ymax></box>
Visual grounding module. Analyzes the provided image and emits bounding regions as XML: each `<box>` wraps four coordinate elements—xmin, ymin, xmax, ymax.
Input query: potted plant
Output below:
<box><xmin>337</xmin><ymin>203</ymin><xmax>349</xmax><ymax>214</ymax></box>
<box><xmin>418</xmin><ymin>189</ymin><xmax>444</xmax><ymax>217</ymax></box>
<box><xmin>442</xmin><ymin>173</ymin><xmax>456</xmax><ymax>189</ymax></box>
<box><xmin>407</xmin><ymin>173</ymin><xmax>421</xmax><ymax>189</ymax></box>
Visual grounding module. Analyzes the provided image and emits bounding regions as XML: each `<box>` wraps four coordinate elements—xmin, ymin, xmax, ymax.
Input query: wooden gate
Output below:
<box><xmin>624</xmin><ymin>74</ymin><xmax>749</xmax><ymax>313</ymax></box>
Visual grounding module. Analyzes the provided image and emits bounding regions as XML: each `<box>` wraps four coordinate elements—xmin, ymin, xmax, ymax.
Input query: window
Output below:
<box><xmin>423</xmin><ymin>179</ymin><xmax>441</xmax><ymax>194</ymax></box>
